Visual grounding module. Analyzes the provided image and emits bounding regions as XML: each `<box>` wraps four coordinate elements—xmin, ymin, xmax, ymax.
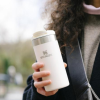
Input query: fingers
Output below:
<box><xmin>31</xmin><ymin>62</ymin><xmax>64</xmax><ymax>96</ymax></box>
<box><xmin>37</xmin><ymin>88</ymin><xmax>58</xmax><ymax>96</ymax></box>
<box><xmin>33</xmin><ymin>71</ymin><xmax>50</xmax><ymax>80</ymax></box>
<box><xmin>32</xmin><ymin>62</ymin><xmax>67</xmax><ymax>71</ymax></box>
<box><xmin>64</xmin><ymin>62</ymin><xmax>67</xmax><ymax>68</ymax></box>
<box><xmin>32</xmin><ymin>62</ymin><xmax>52</xmax><ymax>89</ymax></box>
<box><xmin>34</xmin><ymin>80</ymin><xmax>51</xmax><ymax>88</ymax></box>
<box><xmin>32</xmin><ymin>62</ymin><xmax>44</xmax><ymax>71</ymax></box>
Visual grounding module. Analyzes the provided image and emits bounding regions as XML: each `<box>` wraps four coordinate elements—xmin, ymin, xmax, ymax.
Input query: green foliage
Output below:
<box><xmin>3</xmin><ymin>58</ymin><xmax>10</xmax><ymax>74</ymax></box>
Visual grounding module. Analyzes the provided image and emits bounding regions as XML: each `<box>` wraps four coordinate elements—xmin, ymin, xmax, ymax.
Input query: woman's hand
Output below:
<box><xmin>32</xmin><ymin>62</ymin><xmax>67</xmax><ymax>96</ymax></box>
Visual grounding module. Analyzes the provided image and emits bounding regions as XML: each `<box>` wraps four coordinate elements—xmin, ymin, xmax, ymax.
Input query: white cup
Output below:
<box><xmin>32</xmin><ymin>30</ymin><xmax>69</xmax><ymax>91</ymax></box>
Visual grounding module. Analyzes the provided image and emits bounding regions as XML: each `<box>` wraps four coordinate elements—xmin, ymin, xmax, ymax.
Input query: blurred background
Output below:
<box><xmin>0</xmin><ymin>0</ymin><xmax>47</xmax><ymax>100</ymax></box>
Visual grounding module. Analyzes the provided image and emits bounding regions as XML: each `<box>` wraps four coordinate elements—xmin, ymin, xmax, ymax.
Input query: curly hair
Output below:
<box><xmin>44</xmin><ymin>0</ymin><xmax>86</xmax><ymax>55</ymax></box>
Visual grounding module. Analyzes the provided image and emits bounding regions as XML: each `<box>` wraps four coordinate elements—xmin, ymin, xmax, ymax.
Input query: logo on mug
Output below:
<box><xmin>40</xmin><ymin>50</ymin><xmax>52</xmax><ymax>59</ymax></box>
<box><xmin>43</xmin><ymin>50</ymin><xmax>48</xmax><ymax>55</ymax></box>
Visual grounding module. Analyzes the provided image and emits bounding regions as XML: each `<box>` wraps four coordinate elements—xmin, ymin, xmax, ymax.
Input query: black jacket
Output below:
<box><xmin>23</xmin><ymin>39</ymin><xmax>100</xmax><ymax>100</ymax></box>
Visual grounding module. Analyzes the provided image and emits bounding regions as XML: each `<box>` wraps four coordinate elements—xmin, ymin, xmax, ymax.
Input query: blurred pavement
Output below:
<box><xmin>0</xmin><ymin>88</ymin><xmax>24</xmax><ymax>100</ymax></box>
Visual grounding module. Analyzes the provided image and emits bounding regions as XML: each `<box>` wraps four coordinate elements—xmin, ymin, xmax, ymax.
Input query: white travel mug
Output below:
<box><xmin>32</xmin><ymin>30</ymin><xmax>69</xmax><ymax>91</ymax></box>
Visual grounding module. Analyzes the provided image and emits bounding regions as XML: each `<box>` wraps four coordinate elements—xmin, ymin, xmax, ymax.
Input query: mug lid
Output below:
<box><xmin>32</xmin><ymin>30</ymin><xmax>55</xmax><ymax>40</ymax></box>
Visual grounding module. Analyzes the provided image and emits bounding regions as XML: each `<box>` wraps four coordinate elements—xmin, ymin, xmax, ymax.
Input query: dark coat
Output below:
<box><xmin>23</xmin><ymin>38</ymin><xmax>100</xmax><ymax>100</ymax></box>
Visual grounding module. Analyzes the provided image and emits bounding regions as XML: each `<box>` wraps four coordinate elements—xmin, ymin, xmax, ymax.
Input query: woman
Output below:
<box><xmin>23</xmin><ymin>0</ymin><xmax>100</xmax><ymax>100</ymax></box>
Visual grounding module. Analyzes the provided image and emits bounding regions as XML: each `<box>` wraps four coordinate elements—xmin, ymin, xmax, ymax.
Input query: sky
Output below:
<box><xmin>0</xmin><ymin>0</ymin><xmax>47</xmax><ymax>43</ymax></box>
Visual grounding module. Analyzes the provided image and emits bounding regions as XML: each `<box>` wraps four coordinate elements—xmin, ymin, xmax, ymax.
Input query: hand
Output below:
<box><xmin>32</xmin><ymin>62</ymin><xmax>67</xmax><ymax>96</ymax></box>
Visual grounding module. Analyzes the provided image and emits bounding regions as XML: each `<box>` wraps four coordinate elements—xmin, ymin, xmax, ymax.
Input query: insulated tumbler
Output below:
<box><xmin>32</xmin><ymin>30</ymin><xmax>69</xmax><ymax>91</ymax></box>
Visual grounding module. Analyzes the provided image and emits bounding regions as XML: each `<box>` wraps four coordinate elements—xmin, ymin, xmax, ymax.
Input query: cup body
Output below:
<box><xmin>32</xmin><ymin>31</ymin><xmax>69</xmax><ymax>91</ymax></box>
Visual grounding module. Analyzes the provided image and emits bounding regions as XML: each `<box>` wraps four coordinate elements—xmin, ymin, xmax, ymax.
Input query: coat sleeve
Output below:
<box><xmin>22</xmin><ymin>75</ymin><xmax>61</xmax><ymax>100</ymax></box>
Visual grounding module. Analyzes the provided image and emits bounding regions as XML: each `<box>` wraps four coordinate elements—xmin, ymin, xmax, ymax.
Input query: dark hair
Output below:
<box><xmin>44</xmin><ymin>0</ymin><xmax>86</xmax><ymax>55</ymax></box>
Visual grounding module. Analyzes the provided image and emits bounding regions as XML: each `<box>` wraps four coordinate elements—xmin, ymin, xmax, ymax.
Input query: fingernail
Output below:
<box><xmin>48</xmin><ymin>80</ymin><xmax>52</xmax><ymax>83</ymax></box>
<box><xmin>45</xmin><ymin>71</ymin><xmax>50</xmax><ymax>75</ymax></box>
<box><xmin>40</xmin><ymin>63</ymin><xmax>44</xmax><ymax>67</ymax></box>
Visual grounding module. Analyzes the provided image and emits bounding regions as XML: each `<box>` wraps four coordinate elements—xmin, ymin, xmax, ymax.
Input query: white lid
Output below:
<box><xmin>32</xmin><ymin>30</ymin><xmax>55</xmax><ymax>40</ymax></box>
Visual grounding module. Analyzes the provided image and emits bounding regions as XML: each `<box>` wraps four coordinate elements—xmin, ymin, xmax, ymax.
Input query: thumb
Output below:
<box><xmin>64</xmin><ymin>62</ymin><xmax>67</xmax><ymax>68</ymax></box>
